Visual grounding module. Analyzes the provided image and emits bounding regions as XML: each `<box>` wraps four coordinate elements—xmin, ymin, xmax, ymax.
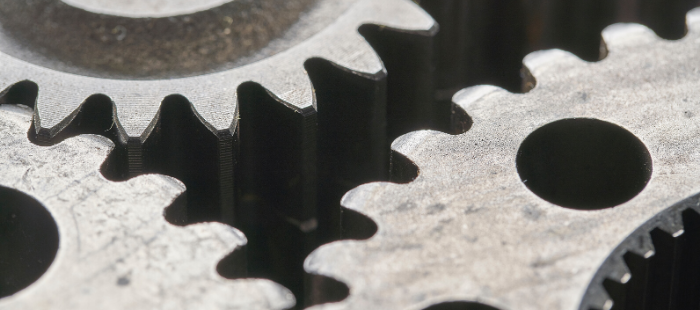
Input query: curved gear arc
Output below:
<box><xmin>0</xmin><ymin>104</ymin><xmax>294</xmax><ymax>310</ymax></box>
<box><xmin>0</xmin><ymin>0</ymin><xmax>434</xmax><ymax>141</ymax></box>
<box><xmin>306</xmin><ymin>7</ymin><xmax>700</xmax><ymax>310</ymax></box>
<box><xmin>580</xmin><ymin>192</ymin><xmax>700</xmax><ymax>310</ymax></box>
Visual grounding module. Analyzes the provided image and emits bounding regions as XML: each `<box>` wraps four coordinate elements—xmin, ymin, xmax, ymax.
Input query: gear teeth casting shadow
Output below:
<box><xmin>0</xmin><ymin>104</ymin><xmax>295</xmax><ymax>310</ymax></box>
<box><xmin>307</xmin><ymin>7</ymin><xmax>700</xmax><ymax>310</ymax></box>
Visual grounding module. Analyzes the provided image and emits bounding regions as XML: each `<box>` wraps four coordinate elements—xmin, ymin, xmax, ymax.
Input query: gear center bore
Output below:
<box><xmin>516</xmin><ymin>118</ymin><xmax>652</xmax><ymax>210</ymax></box>
<box><xmin>61</xmin><ymin>0</ymin><xmax>235</xmax><ymax>18</ymax></box>
<box><xmin>0</xmin><ymin>0</ymin><xmax>353</xmax><ymax>79</ymax></box>
<box><xmin>0</xmin><ymin>186</ymin><xmax>58</xmax><ymax>298</ymax></box>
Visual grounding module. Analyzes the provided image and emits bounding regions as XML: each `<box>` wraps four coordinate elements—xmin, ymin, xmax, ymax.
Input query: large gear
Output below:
<box><xmin>307</xmin><ymin>8</ymin><xmax>700</xmax><ymax>310</ymax></box>
<box><xmin>0</xmin><ymin>104</ymin><xmax>294</xmax><ymax>309</ymax></box>
<box><xmin>0</xmin><ymin>0</ymin><xmax>438</xmax><ymax>224</ymax></box>
<box><xmin>7</xmin><ymin>1</ymin><xmax>700</xmax><ymax>310</ymax></box>
<box><xmin>0</xmin><ymin>2</ymin><xmax>442</xmax><ymax>306</ymax></box>
<box><xmin>1</xmin><ymin>0</ymin><xmax>431</xmax><ymax>137</ymax></box>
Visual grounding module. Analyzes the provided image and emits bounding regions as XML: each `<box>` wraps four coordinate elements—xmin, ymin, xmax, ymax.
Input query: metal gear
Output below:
<box><xmin>0</xmin><ymin>104</ymin><xmax>294</xmax><ymax>309</ymax></box>
<box><xmin>0</xmin><ymin>2</ymin><xmax>442</xmax><ymax>306</ymax></box>
<box><xmin>0</xmin><ymin>0</ymin><xmax>437</xmax><ymax>223</ymax></box>
<box><xmin>582</xmin><ymin>193</ymin><xmax>700</xmax><ymax>310</ymax></box>
<box><xmin>307</xmin><ymin>8</ymin><xmax>700</xmax><ymax>310</ymax></box>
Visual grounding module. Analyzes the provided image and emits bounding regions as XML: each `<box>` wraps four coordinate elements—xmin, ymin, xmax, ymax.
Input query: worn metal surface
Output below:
<box><xmin>0</xmin><ymin>104</ymin><xmax>294</xmax><ymax>309</ymax></box>
<box><xmin>61</xmin><ymin>0</ymin><xmax>235</xmax><ymax>17</ymax></box>
<box><xmin>307</xmin><ymin>8</ymin><xmax>700</xmax><ymax>310</ymax></box>
<box><xmin>582</xmin><ymin>192</ymin><xmax>700</xmax><ymax>310</ymax></box>
<box><xmin>0</xmin><ymin>1</ymin><xmax>441</xmax><ymax>309</ymax></box>
<box><xmin>0</xmin><ymin>0</ymin><xmax>433</xmax><ymax>139</ymax></box>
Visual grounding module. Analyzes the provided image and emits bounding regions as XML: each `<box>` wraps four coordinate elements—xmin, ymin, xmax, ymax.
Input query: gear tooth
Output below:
<box><xmin>111</xmin><ymin>92</ymin><xmax>168</xmax><ymax>139</ymax></box>
<box><xmin>391</xmin><ymin>129</ymin><xmax>450</xmax><ymax>164</ymax></box>
<box><xmin>357</xmin><ymin>0</ymin><xmax>435</xmax><ymax>32</ymax></box>
<box><xmin>605</xmin><ymin>255</ymin><xmax>633</xmax><ymax>285</ymax></box>
<box><xmin>522</xmin><ymin>49</ymin><xmax>585</xmax><ymax>85</ymax></box>
<box><xmin>182</xmin><ymin>221</ymin><xmax>248</xmax><ymax>270</ymax></box>
<box><xmin>452</xmin><ymin>85</ymin><xmax>508</xmax><ymax>112</ymax></box>
<box><xmin>248</xmin><ymin>280</ymin><xmax>297</xmax><ymax>310</ymax></box>
<box><xmin>624</xmin><ymin>232</ymin><xmax>656</xmax><ymax>259</ymax></box>
<box><xmin>185</xmin><ymin>90</ymin><xmax>237</xmax><ymax>133</ymax></box>
<box><xmin>582</xmin><ymin>252</ymin><xmax>631</xmax><ymax>310</ymax></box>
<box><xmin>256</xmin><ymin>66</ymin><xmax>315</xmax><ymax>111</ymax></box>
<box><xmin>341</xmin><ymin>182</ymin><xmax>390</xmax><ymax>214</ymax></box>
<box><xmin>686</xmin><ymin>7</ymin><xmax>700</xmax><ymax>34</ymax></box>
<box><xmin>34</xmin><ymin>86</ymin><xmax>91</xmax><ymax>140</ymax></box>
<box><xmin>601</xmin><ymin>23</ymin><xmax>660</xmax><ymax>54</ymax></box>
<box><xmin>303</xmin><ymin>235</ymin><xmax>358</xmax><ymax>288</ymax></box>
<box><xmin>304</xmin><ymin>0</ymin><xmax>435</xmax><ymax>79</ymax></box>
<box><xmin>314</xmin><ymin>31</ymin><xmax>385</xmax><ymax>78</ymax></box>
<box><xmin>583</xmin><ymin>284</ymin><xmax>614</xmax><ymax>310</ymax></box>
<box><xmin>654</xmin><ymin>209</ymin><xmax>685</xmax><ymax>237</ymax></box>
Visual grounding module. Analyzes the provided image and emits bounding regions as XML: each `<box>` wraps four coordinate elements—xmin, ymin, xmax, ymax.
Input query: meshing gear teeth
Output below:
<box><xmin>0</xmin><ymin>104</ymin><xmax>294</xmax><ymax>310</ymax></box>
<box><xmin>0</xmin><ymin>1</ymin><xmax>442</xmax><ymax>308</ymax></box>
<box><xmin>0</xmin><ymin>0</ymin><xmax>437</xmax><ymax>225</ymax></box>
<box><xmin>5</xmin><ymin>0</ymin><xmax>432</xmax><ymax>139</ymax></box>
<box><xmin>582</xmin><ymin>193</ymin><xmax>700</xmax><ymax>310</ymax></box>
<box><xmin>306</xmin><ymin>7</ymin><xmax>700</xmax><ymax>310</ymax></box>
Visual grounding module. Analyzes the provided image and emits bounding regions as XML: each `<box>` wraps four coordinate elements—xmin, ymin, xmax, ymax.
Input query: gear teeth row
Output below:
<box><xmin>0</xmin><ymin>104</ymin><xmax>294</xmax><ymax>310</ymax></box>
<box><xmin>0</xmin><ymin>1</ymin><xmax>452</xmax><ymax>306</ymax></box>
<box><xmin>582</xmin><ymin>195</ymin><xmax>700</xmax><ymax>310</ymax></box>
<box><xmin>601</xmin><ymin>23</ymin><xmax>662</xmax><ymax>53</ymax></box>
<box><xmin>14</xmin><ymin>0</ymin><xmax>435</xmax><ymax>140</ymax></box>
<box><xmin>308</xmin><ymin>6</ymin><xmax>700</xmax><ymax>310</ymax></box>
<box><xmin>418</xmin><ymin>0</ymin><xmax>699</xmax><ymax>96</ymax></box>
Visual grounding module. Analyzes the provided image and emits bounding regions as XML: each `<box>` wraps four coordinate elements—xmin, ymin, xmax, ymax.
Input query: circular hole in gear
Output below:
<box><xmin>0</xmin><ymin>0</ymin><xmax>351</xmax><ymax>79</ymax></box>
<box><xmin>61</xmin><ymin>0</ymin><xmax>234</xmax><ymax>18</ymax></box>
<box><xmin>422</xmin><ymin>301</ymin><xmax>501</xmax><ymax>310</ymax></box>
<box><xmin>0</xmin><ymin>186</ymin><xmax>59</xmax><ymax>298</ymax></box>
<box><xmin>516</xmin><ymin>118</ymin><xmax>652</xmax><ymax>210</ymax></box>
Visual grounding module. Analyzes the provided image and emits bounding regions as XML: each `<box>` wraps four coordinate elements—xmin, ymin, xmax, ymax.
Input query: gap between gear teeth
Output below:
<box><xmin>305</xmin><ymin>6</ymin><xmax>700</xmax><ymax>310</ymax></box>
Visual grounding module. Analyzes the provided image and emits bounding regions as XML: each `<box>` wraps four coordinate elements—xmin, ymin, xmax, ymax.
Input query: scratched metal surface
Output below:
<box><xmin>0</xmin><ymin>0</ymin><xmax>433</xmax><ymax>140</ymax></box>
<box><xmin>0</xmin><ymin>105</ymin><xmax>294</xmax><ymax>310</ymax></box>
<box><xmin>306</xmin><ymin>9</ymin><xmax>700</xmax><ymax>310</ymax></box>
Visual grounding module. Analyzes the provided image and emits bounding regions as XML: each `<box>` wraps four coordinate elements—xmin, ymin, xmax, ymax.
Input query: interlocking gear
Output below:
<box><xmin>306</xmin><ymin>8</ymin><xmax>700</xmax><ymax>310</ymax></box>
<box><xmin>583</xmin><ymin>193</ymin><xmax>700</xmax><ymax>310</ymax></box>
<box><xmin>0</xmin><ymin>104</ymin><xmax>294</xmax><ymax>310</ymax></box>
<box><xmin>0</xmin><ymin>0</ymin><xmax>432</xmax><ymax>142</ymax></box>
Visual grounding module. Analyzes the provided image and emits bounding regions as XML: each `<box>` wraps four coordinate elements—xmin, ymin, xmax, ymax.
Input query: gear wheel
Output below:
<box><xmin>583</xmin><ymin>193</ymin><xmax>700</xmax><ymax>310</ymax></box>
<box><xmin>0</xmin><ymin>2</ymin><xmax>442</xmax><ymax>305</ymax></box>
<box><xmin>0</xmin><ymin>104</ymin><xmax>294</xmax><ymax>309</ymax></box>
<box><xmin>0</xmin><ymin>0</ymin><xmax>437</xmax><ymax>223</ymax></box>
<box><xmin>307</xmin><ymin>7</ymin><xmax>700</xmax><ymax>310</ymax></box>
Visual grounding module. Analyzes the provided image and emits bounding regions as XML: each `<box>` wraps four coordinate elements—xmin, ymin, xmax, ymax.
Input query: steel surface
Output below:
<box><xmin>307</xmin><ymin>9</ymin><xmax>700</xmax><ymax>310</ymax></box>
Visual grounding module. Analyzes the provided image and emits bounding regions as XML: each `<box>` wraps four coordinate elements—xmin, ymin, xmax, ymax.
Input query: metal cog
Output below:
<box><xmin>582</xmin><ymin>193</ymin><xmax>700</xmax><ymax>310</ymax></box>
<box><xmin>0</xmin><ymin>104</ymin><xmax>294</xmax><ymax>310</ymax></box>
<box><xmin>1</xmin><ymin>0</ymin><xmax>432</xmax><ymax>141</ymax></box>
<box><xmin>0</xmin><ymin>1</ymin><xmax>445</xmax><ymax>308</ymax></box>
<box><xmin>306</xmin><ymin>7</ymin><xmax>700</xmax><ymax>310</ymax></box>
<box><xmin>0</xmin><ymin>0</ymin><xmax>437</xmax><ymax>225</ymax></box>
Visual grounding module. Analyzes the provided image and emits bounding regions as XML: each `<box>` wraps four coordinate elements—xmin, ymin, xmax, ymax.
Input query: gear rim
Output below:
<box><xmin>0</xmin><ymin>103</ymin><xmax>295</xmax><ymax>310</ymax></box>
<box><xmin>306</xmin><ymin>7</ymin><xmax>700</xmax><ymax>310</ymax></box>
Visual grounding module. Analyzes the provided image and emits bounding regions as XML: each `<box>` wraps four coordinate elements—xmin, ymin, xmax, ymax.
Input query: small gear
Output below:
<box><xmin>0</xmin><ymin>104</ymin><xmax>294</xmax><ymax>310</ymax></box>
<box><xmin>582</xmin><ymin>193</ymin><xmax>700</xmax><ymax>310</ymax></box>
<box><xmin>306</xmin><ymin>7</ymin><xmax>700</xmax><ymax>310</ymax></box>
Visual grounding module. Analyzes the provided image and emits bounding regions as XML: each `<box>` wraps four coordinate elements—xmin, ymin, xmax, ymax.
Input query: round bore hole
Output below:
<box><xmin>0</xmin><ymin>186</ymin><xmax>59</xmax><ymax>298</ymax></box>
<box><xmin>423</xmin><ymin>301</ymin><xmax>501</xmax><ymax>310</ymax></box>
<box><xmin>516</xmin><ymin>118</ymin><xmax>652</xmax><ymax>210</ymax></box>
